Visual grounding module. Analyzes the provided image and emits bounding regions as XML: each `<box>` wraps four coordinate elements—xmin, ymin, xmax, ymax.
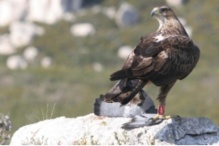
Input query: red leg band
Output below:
<box><xmin>158</xmin><ymin>105</ymin><xmax>165</xmax><ymax>115</ymax></box>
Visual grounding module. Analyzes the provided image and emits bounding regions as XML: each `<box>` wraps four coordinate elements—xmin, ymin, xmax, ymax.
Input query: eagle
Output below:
<box><xmin>103</xmin><ymin>5</ymin><xmax>200</xmax><ymax>126</ymax></box>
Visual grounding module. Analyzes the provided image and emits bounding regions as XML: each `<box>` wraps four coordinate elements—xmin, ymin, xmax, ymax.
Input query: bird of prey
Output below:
<box><xmin>103</xmin><ymin>5</ymin><xmax>200</xmax><ymax>127</ymax></box>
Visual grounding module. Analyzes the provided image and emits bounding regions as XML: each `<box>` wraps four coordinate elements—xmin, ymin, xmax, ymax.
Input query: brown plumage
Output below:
<box><xmin>104</xmin><ymin>6</ymin><xmax>200</xmax><ymax>116</ymax></box>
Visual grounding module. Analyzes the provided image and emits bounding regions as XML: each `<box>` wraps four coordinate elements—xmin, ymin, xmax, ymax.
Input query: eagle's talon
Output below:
<box><xmin>145</xmin><ymin>114</ymin><xmax>173</xmax><ymax>125</ymax></box>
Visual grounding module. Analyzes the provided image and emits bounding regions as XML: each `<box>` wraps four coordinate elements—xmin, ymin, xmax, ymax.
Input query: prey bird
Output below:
<box><xmin>103</xmin><ymin>5</ymin><xmax>200</xmax><ymax>127</ymax></box>
<box><xmin>94</xmin><ymin>90</ymin><xmax>157</xmax><ymax>118</ymax></box>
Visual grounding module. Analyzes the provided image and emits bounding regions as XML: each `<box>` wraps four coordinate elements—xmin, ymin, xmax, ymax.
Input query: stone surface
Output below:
<box><xmin>41</xmin><ymin>56</ymin><xmax>52</xmax><ymax>69</ymax></box>
<box><xmin>60</xmin><ymin>0</ymin><xmax>83</xmax><ymax>12</ymax></box>
<box><xmin>23</xmin><ymin>46</ymin><xmax>38</xmax><ymax>61</ymax></box>
<box><xmin>0</xmin><ymin>0</ymin><xmax>31</xmax><ymax>26</ymax></box>
<box><xmin>0</xmin><ymin>0</ymin><xmax>84</xmax><ymax>26</ymax></box>
<box><xmin>6</xmin><ymin>55</ymin><xmax>27</xmax><ymax>70</ymax></box>
<box><xmin>166</xmin><ymin>0</ymin><xmax>189</xmax><ymax>8</ymax></box>
<box><xmin>0</xmin><ymin>0</ymin><xmax>28</xmax><ymax>27</ymax></box>
<box><xmin>28</xmin><ymin>0</ymin><xmax>84</xmax><ymax>24</ymax></box>
<box><xmin>70</xmin><ymin>23</ymin><xmax>95</xmax><ymax>37</ymax></box>
<box><xmin>0</xmin><ymin>0</ymin><xmax>14</xmax><ymax>27</ymax></box>
<box><xmin>102</xmin><ymin>7</ymin><xmax>116</xmax><ymax>19</ymax></box>
<box><xmin>27</xmin><ymin>0</ymin><xmax>64</xmax><ymax>24</ymax></box>
<box><xmin>0</xmin><ymin>34</ymin><xmax>15</xmax><ymax>55</ymax></box>
<box><xmin>9</xmin><ymin>22</ymin><xmax>44</xmax><ymax>48</ymax></box>
<box><xmin>10</xmin><ymin>114</ymin><xmax>219</xmax><ymax>145</ymax></box>
<box><xmin>92</xmin><ymin>62</ymin><xmax>103</xmax><ymax>72</ymax></box>
<box><xmin>117</xmin><ymin>45</ymin><xmax>133</xmax><ymax>59</ymax></box>
<box><xmin>115</xmin><ymin>2</ymin><xmax>139</xmax><ymax>27</ymax></box>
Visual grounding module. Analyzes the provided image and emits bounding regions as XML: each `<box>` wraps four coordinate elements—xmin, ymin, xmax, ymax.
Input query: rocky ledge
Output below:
<box><xmin>10</xmin><ymin>114</ymin><xmax>219</xmax><ymax>145</ymax></box>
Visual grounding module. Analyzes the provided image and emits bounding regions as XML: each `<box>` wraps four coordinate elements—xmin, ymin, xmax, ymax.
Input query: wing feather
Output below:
<box><xmin>110</xmin><ymin>34</ymin><xmax>200</xmax><ymax>81</ymax></box>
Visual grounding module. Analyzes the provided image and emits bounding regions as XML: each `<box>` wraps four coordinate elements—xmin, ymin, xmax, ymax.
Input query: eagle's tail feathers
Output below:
<box><xmin>110</xmin><ymin>69</ymin><xmax>133</xmax><ymax>81</ymax></box>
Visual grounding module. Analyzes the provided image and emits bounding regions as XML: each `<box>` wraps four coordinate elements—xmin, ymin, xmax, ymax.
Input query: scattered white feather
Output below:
<box><xmin>154</xmin><ymin>34</ymin><xmax>165</xmax><ymax>42</ymax></box>
<box><xmin>159</xmin><ymin>51</ymin><xmax>168</xmax><ymax>59</ymax></box>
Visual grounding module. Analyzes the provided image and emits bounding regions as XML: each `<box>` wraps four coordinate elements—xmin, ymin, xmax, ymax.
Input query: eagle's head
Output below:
<box><xmin>151</xmin><ymin>5</ymin><xmax>176</xmax><ymax>20</ymax></box>
<box><xmin>150</xmin><ymin>6</ymin><xmax>187</xmax><ymax>35</ymax></box>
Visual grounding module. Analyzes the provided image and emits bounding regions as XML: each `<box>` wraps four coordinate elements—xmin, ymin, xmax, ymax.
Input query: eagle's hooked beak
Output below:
<box><xmin>151</xmin><ymin>7</ymin><xmax>159</xmax><ymax>17</ymax></box>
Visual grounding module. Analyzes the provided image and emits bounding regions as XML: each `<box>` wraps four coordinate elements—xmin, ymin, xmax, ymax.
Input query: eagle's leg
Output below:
<box><xmin>122</xmin><ymin>81</ymin><xmax>177</xmax><ymax>128</ymax></box>
<box><xmin>150</xmin><ymin>81</ymin><xmax>176</xmax><ymax>123</ymax></box>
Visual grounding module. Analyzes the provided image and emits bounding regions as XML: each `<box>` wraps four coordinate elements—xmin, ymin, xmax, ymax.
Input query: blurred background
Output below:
<box><xmin>0</xmin><ymin>0</ymin><xmax>218</xmax><ymax>134</ymax></box>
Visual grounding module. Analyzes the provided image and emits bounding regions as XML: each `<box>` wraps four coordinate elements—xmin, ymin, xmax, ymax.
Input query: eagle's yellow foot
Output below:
<box><xmin>147</xmin><ymin>114</ymin><xmax>181</xmax><ymax>126</ymax></box>
<box><xmin>146</xmin><ymin>105</ymin><xmax>173</xmax><ymax>125</ymax></box>
<box><xmin>151</xmin><ymin>114</ymin><xmax>171</xmax><ymax>121</ymax></box>
<box><xmin>147</xmin><ymin>114</ymin><xmax>172</xmax><ymax>125</ymax></box>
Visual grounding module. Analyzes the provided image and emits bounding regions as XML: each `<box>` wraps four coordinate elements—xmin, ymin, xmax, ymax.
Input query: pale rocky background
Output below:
<box><xmin>10</xmin><ymin>114</ymin><xmax>219</xmax><ymax>145</ymax></box>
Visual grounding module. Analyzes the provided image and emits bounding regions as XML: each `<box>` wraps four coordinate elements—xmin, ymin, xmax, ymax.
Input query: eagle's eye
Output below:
<box><xmin>160</xmin><ymin>8</ymin><xmax>170</xmax><ymax>13</ymax></box>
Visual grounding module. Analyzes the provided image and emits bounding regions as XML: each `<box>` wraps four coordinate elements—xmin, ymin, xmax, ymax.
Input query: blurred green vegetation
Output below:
<box><xmin>0</xmin><ymin>0</ymin><xmax>219</xmax><ymax>135</ymax></box>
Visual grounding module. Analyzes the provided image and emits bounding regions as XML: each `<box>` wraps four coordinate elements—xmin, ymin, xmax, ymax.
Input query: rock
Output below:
<box><xmin>0</xmin><ymin>1</ymin><xmax>14</xmax><ymax>27</ymax></box>
<box><xmin>10</xmin><ymin>114</ymin><xmax>219</xmax><ymax>145</ymax></box>
<box><xmin>0</xmin><ymin>0</ymin><xmax>84</xmax><ymax>26</ymax></box>
<box><xmin>166</xmin><ymin>0</ymin><xmax>189</xmax><ymax>8</ymax></box>
<box><xmin>117</xmin><ymin>45</ymin><xmax>133</xmax><ymax>59</ymax></box>
<box><xmin>92</xmin><ymin>62</ymin><xmax>103</xmax><ymax>72</ymax></box>
<box><xmin>41</xmin><ymin>56</ymin><xmax>52</xmax><ymax>68</ymax></box>
<box><xmin>27</xmin><ymin>0</ymin><xmax>84</xmax><ymax>24</ymax></box>
<box><xmin>23</xmin><ymin>46</ymin><xmax>38</xmax><ymax>61</ymax></box>
<box><xmin>0</xmin><ymin>34</ymin><xmax>16</xmax><ymax>55</ymax></box>
<box><xmin>62</xmin><ymin>13</ymin><xmax>76</xmax><ymax>22</ymax></box>
<box><xmin>70</xmin><ymin>23</ymin><xmax>95</xmax><ymax>37</ymax></box>
<box><xmin>9</xmin><ymin>21</ymin><xmax>44</xmax><ymax>48</ymax></box>
<box><xmin>115</xmin><ymin>2</ymin><xmax>139</xmax><ymax>27</ymax></box>
<box><xmin>0</xmin><ymin>114</ymin><xmax>12</xmax><ymax>145</ymax></box>
<box><xmin>6</xmin><ymin>55</ymin><xmax>27</xmax><ymax>70</ymax></box>
<box><xmin>9</xmin><ymin>0</ymin><xmax>28</xmax><ymax>21</ymax></box>
<box><xmin>102</xmin><ymin>7</ymin><xmax>116</xmax><ymax>19</ymax></box>
<box><xmin>91</xmin><ymin>6</ymin><xmax>102</xmax><ymax>14</ymax></box>
<box><xmin>27</xmin><ymin>0</ymin><xmax>63</xmax><ymax>24</ymax></box>
<box><xmin>61</xmin><ymin>0</ymin><xmax>83</xmax><ymax>12</ymax></box>
<box><xmin>0</xmin><ymin>0</ymin><xmax>28</xmax><ymax>27</ymax></box>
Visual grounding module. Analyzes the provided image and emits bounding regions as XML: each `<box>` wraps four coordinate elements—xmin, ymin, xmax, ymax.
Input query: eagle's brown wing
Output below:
<box><xmin>110</xmin><ymin>35</ymin><xmax>200</xmax><ymax>82</ymax></box>
<box><xmin>106</xmin><ymin>35</ymin><xmax>199</xmax><ymax>105</ymax></box>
